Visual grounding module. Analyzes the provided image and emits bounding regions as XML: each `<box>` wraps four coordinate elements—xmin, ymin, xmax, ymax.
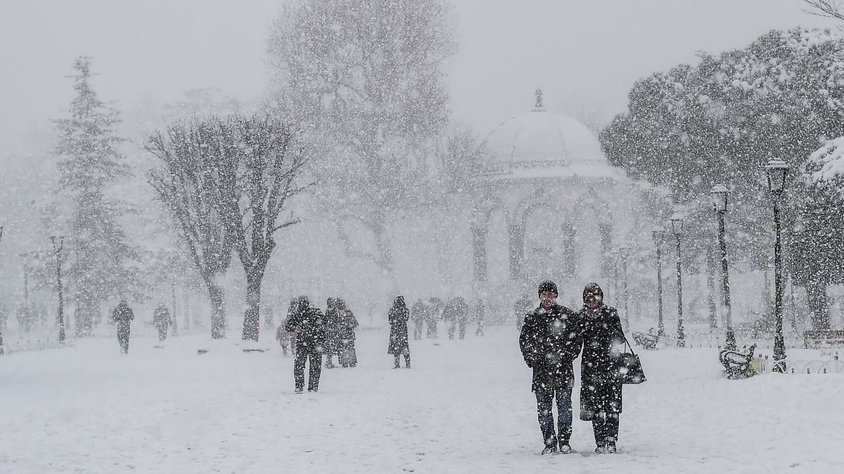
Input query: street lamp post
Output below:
<box><xmin>671</xmin><ymin>216</ymin><xmax>686</xmax><ymax>347</ymax></box>
<box><xmin>765</xmin><ymin>159</ymin><xmax>789</xmax><ymax>373</ymax></box>
<box><xmin>710</xmin><ymin>184</ymin><xmax>736</xmax><ymax>350</ymax></box>
<box><xmin>50</xmin><ymin>235</ymin><xmax>65</xmax><ymax>345</ymax></box>
<box><xmin>652</xmin><ymin>228</ymin><xmax>666</xmax><ymax>337</ymax></box>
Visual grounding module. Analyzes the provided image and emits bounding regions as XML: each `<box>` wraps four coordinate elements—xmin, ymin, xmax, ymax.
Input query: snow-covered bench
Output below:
<box><xmin>719</xmin><ymin>344</ymin><xmax>757</xmax><ymax>379</ymax></box>
<box><xmin>631</xmin><ymin>331</ymin><xmax>659</xmax><ymax>350</ymax></box>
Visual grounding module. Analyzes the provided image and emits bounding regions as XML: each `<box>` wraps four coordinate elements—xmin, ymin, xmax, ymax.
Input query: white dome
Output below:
<box><xmin>482</xmin><ymin>108</ymin><xmax>620</xmax><ymax>180</ymax></box>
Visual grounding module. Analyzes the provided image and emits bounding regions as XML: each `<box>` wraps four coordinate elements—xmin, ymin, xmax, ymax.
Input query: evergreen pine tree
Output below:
<box><xmin>52</xmin><ymin>56</ymin><xmax>138</xmax><ymax>337</ymax></box>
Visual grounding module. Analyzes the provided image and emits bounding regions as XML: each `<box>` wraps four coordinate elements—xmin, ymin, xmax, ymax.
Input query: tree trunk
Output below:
<box><xmin>241</xmin><ymin>270</ymin><xmax>263</xmax><ymax>342</ymax></box>
<box><xmin>372</xmin><ymin>212</ymin><xmax>399</xmax><ymax>294</ymax></box>
<box><xmin>706</xmin><ymin>242</ymin><xmax>718</xmax><ymax>329</ymax></box>
<box><xmin>806</xmin><ymin>278</ymin><xmax>831</xmax><ymax>331</ymax></box>
<box><xmin>207</xmin><ymin>282</ymin><xmax>226</xmax><ymax>339</ymax></box>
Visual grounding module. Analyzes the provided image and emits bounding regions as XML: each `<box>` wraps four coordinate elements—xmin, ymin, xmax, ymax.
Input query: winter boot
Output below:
<box><xmin>606</xmin><ymin>442</ymin><xmax>617</xmax><ymax>453</ymax></box>
<box><xmin>541</xmin><ymin>444</ymin><xmax>558</xmax><ymax>455</ymax></box>
<box><xmin>558</xmin><ymin>442</ymin><xmax>572</xmax><ymax>454</ymax></box>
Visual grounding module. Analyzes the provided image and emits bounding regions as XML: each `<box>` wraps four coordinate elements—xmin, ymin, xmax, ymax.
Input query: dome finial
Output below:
<box><xmin>534</xmin><ymin>87</ymin><xmax>544</xmax><ymax>111</ymax></box>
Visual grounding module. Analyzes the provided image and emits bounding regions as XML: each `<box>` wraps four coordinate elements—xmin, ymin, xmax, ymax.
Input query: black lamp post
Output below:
<box><xmin>652</xmin><ymin>228</ymin><xmax>666</xmax><ymax>337</ymax></box>
<box><xmin>50</xmin><ymin>235</ymin><xmax>65</xmax><ymax>345</ymax></box>
<box><xmin>710</xmin><ymin>184</ymin><xmax>736</xmax><ymax>350</ymax></box>
<box><xmin>765</xmin><ymin>159</ymin><xmax>789</xmax><ymax>373</ymax></box>
<box><xmin>671</xmin><ymin>216</ymin><xmax>686</xmax><ymax>347</ymax></box>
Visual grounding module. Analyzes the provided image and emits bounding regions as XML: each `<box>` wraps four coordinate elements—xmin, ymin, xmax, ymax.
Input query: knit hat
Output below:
<box><xmin>538</xmin><ymin>280</ymin><xmax>558</xmax><ymax>297</ymax></box>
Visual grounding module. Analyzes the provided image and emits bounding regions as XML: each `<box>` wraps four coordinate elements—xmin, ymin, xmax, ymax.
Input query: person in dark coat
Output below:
<box><xmin>285</xmin><ymin>296</ymin><xmax>326</xmax><ymax>393</ymax></box>
<box><xmin>153</xmin><ymin>303</ymin><xmax>171</xmax><ymax>342</ymax></box>
<box><xmin>455</xmin><ymin>297</ymin><xmax>470</xmax><ymax>339</ymax></box>
<box><xmin>442</xmin><ymin>297</ymin><xmax>459</xmax><ymax>339</ymax></box>
<box><xmin>112</xmin><ymin>299</ymin><xmax>135</xmax><ymax>354</ymax></box>
<box><xmin>473</xmin><ymin>298</ymin><xmax>485</xmax><ymax>337</ymax></box>
<box><xmin>336</xmin><ymin>298</ymin><xmax>359</xmax><ymax>367</ymax></box>
<box><xmin>426</xmin><ymin>297</ymin><xmax>442</xmax><ymax>339</ymax></box>
<box><xmin>577</xmin><ymin>282</ymin><xmax>626</xmax><ymax>454</ymax></box>
<box><xmin>519</xmin><ymin>281</ymin><xmax>581</xmax><ymax>455</ymax></box>
<box><xmin>410</xmin><ymin>299</ymin><xmax>426</xmax><ymax>340</ymax></box>
<box><xmin>323</xmin><ymin>298</ymin><xmax>340</xmax><ymax>368</ymax></box>
<box><xmin>387</xmin><ymin>296</ymin><xmax>411</xmax><ymax>368</ymax></box>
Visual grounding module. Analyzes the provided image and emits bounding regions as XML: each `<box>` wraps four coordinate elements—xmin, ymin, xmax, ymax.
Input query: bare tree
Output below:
<box><xmin>803</xmin><ymin>0</ymin><xmax>844</xmax><ymax>21</ymax></box>
<box><xmin>267</xmin><ymin>0</ymin><xmax>457</xmax><ymax>290</ymax></box>
<box><xmin>223</xmin><ymin>116</ymin><xmax>308</xmax><ymax>341</ymax></box>
<box><xmin>148</xmin><ymin>115</ymin><xmax>308</xmax><ymax>341</ymax></box>
<box><xmin>147</xmin><ymin>118</ymin><xmax>235</xmax><ymax>339</ymax></box>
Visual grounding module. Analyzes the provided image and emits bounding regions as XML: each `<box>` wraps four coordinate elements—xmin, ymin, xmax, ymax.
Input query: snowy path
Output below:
<box><xmin>1</xmin><ymin>326</ymin><xmax>843</xmax><ymax>473</ymax></box>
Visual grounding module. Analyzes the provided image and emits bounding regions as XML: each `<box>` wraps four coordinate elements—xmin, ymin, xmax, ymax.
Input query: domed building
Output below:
<box><xmin>470</xmin><ymin>89</ymin><xmax>642</xmax><ymax>308</ymax></box>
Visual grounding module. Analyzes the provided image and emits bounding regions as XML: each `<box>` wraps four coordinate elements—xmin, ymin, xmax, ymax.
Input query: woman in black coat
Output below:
<box><xmin>387</xmin><ymin>296</ymin><xmax>411</xmax><ymax>368</ymax></box>
<box><xmin>578</xmin><ymin>283</ymin><xmax>626</xmax><ymax>454</ymax></box>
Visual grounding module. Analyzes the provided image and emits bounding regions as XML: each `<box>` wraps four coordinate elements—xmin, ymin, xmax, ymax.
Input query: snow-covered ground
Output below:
<box><xmin>2</xmin><ymin>324</ymin><xmax>843</xmax><ymax>473</ymax></box>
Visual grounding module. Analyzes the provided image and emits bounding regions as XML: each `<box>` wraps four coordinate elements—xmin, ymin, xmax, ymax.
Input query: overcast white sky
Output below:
<box><xmin>0</xmin><ymin>0</ymin><xmax>838</xmax><ymax>156</ymax></box>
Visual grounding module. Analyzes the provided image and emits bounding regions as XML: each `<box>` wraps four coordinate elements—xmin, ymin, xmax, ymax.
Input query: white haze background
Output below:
<box><xmin>1</xmin><ymin>1</ymin><xmax>844</xmax><ymax>473</ymax></box>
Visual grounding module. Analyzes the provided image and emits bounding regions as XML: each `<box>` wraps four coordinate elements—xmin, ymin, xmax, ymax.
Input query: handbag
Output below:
<box><xmin>615</xmin><ymin>336</ymin><xmax>647</xmax><ymax>384</ymax></box>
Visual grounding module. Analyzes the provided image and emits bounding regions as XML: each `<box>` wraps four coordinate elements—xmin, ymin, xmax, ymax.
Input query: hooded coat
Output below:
<box><xmin>387</xmin><ymin>297</ymin><xmax>410</xmax><ymax>355</ymax></box>
<box><xmin>578</xmin><ymin>303</ymin><xmax>626</xmax><ymax>417</ymax></box>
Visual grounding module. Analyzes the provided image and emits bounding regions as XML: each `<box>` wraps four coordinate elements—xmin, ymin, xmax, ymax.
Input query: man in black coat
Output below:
<box><xmin>577</xmin><ymin>282</ymin><xmax>626</xmax><ymax>454</ymax></box>
<box><xmin>112</xmin><ymin>299</ymin><xmax>135</xmax><ymax>354</ymax></box>
<box><xmin>285</xmin><ymin>296</ymin><xmax>326</xmax><ymax>393</ymax></box>
<box><xmin>519</xmin><ymin>281</ymin><xmax>581</xmax><ymax>455</ymax></box>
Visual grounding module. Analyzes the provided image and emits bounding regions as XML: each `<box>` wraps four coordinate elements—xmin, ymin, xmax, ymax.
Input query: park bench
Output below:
<box><xmin>803</xmin><ymin>330</ymin><xmax>844</xmax><ymax>349</ymax></box>
<box><xmin>719</xmin><ymin>344</ymin><xmax>757</xmax><ymax>379</ymax></box>
<box><xmin>631</xmin><ymin>331</ymin><xmax>659</xmax><ymax>350</ymax></box>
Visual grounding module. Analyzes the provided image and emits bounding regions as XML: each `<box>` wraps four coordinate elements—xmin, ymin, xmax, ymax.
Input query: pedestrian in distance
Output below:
<box><xmin>276</xmin><ymin>318</ymin><xmax>294</xmax><ymax>357</ymax></box>
<box><xmin>473</xmin><ymin>298</ymin><xmax>485</xmax><ymax>337</ymax></box>
<box><xmin>285</xmin><ymin>296</ymin><xmax>326</xmax><ymax>393</ymax></box>
<box><xmin>388</xmin><ymin>296</ymin><xmax>411</xmax><ymax>369</ymax></box>
<box><xmin>577</xmin><ymin>282</ymin><xmax>627</xmax><ymax>454</ymax></box>
<box><xmin>519</xmin><ymin>281</ymin><xmax>581</xmax><ymax>455</ymax></box>
<box><xmin>426</xmin><ymin>297</ymin><xmax>442</xmax><ymax>339</ymax></box>
<box><xmin>153</xmin><ymin>303</ymin><xmax>171</xmax><ymax>343</ymax></box>
<box><xmin>324</xmin><ymin>297</ymin><xmax>340</xmax><ymax>369</ymax></box>
<box><xmin>411</xmin><ymin>299</ymin><xmax>426</xmax><ymax>340</ymax></box>
<box><xmin>336</xmin><ymin>298</ymin><xmax>359</xmax><ymax>368</ymax></box>
<box><xmin>442</xmin><ymin>297</ymin><xmax>459</xmax><ymax>340</ymax></box>
<box><xmin>455</xmin><ymin>297</ymin><xmax>469</xmax><ymax>340</ymax></box>
<box><xmin>112</xmin><ymin>299</ymin><xmax>135</xmax><ymax>354</ymax></box>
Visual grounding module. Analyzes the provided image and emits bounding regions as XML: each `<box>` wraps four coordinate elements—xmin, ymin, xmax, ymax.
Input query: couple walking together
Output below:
<box><xmin>519</xmin><ymin>280</ymin><xmax>628</xmax><ymax>455</ymax></box>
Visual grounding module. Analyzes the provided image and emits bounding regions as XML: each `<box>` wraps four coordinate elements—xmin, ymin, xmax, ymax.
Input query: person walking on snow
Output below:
<box><xmin>519</xmin><ymin>281</ymin><xmax>581</xmax><ymax>455</ymax></box>
<box><xmin>153</xmin><ymin>303</ymin><xmax>171</xmax><ymax>343</ymax></box>
<box><xmin>285</xmin><ymin>296</ymin><xmax>326</xmax><ymax>393</ymax></box>
<box><xmin>112</xmin><ymin>299</ymin><xmax>135</xmax><ymax>354</ymax></box>
<box><xmin>577</xmin><ymin>282</ymin><xmax>627</xmax><ymax>454</ymax></box>
<box><xmin>387</xmin><ymin>296</ymin><xmax>411</xmax><ymax>369</ymax></box>
<box><xmin>336</xmin><ymin>298</ymin><xmax>359</xmax><ymax>367</ymax></box>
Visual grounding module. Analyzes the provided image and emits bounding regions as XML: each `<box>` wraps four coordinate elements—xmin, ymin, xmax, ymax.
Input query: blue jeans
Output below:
<box><xmin>535</xmin><ymin>384</ymin><xmax>573</xmax><ymax>446</ymax></box>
